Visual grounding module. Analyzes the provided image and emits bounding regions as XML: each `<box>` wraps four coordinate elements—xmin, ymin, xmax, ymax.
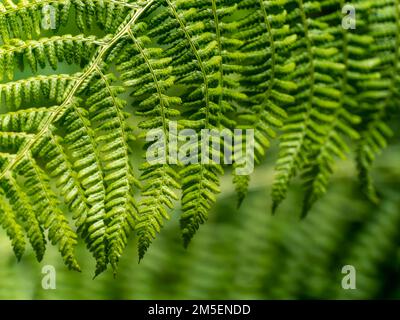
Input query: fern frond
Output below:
<box><xmin>85</xmin><ymin>68</ymin><xmax>139</xmax><ymax>272</ymax></box>
<box><xmin>0</xmin><ymin>174</ymin><xmax>46</xmax><ymax>261</ymax></box>
<box><xmin>355</xmin><ymin>0</ymin><xmax>399</xmax><ymax>202</ymax></box>
<box><xmin>116</xmin><ymin>25</ymin><xmax>181</xmax><ymax>259</ymax></box>
<box><xmin>299</xmin><ymin>0</ymin><xmax>379</xmax><ymax>214</ymax></box>
<box><xmin>148</xmin><ymin>0</ymin><xmax>247</xmax><ymax>246</ymax></box>
<box><xmin>0</xmin><ymin>0</ymin><xmax>138</xmax><ymax>42</ymax></box>
<box><xmin>357</xmin><ymin>119</ymin><xmax>393</xmax><ymax>203</ymax></box>
<box><xmin>18</xmin><ymin>156</ymin><xmax>80</xmax><ymax>270</ymax></box>
<box><xmin>270</xmin><ymin>0</ymin><xmax>380</xmax><ymax>215</ymax></box>
<box><xmin>271</xmin><ymin>0</ymin><xmax>348</xmax><ymax>213</ymax></box>
<box><xmin>0</xmin><ymin>2</ymin><xmax>153</xmax><ymax>273</ymax></box>
<box><xmin>232</xmin><ymin>0</ymin><xmax>297</xmax><ymax>205</ymax></box>
<box><xmin>59</xmin><ymin>103</ymin><xmax>108</xmax><ymax>275</ymax></box>
<box><xmin>0</xmin><ymin>188</ymin><xmax>26</xmax><ymax>260</ymax></box>
<box><xmin>0</xmin><ymin>74</ymin><xmax>78</xmax><ymax>107</ymax></box>
<box><xmin>0</xmin><ymin>35</ymin><xmax>102</xmax><ymax>80</ymax></box>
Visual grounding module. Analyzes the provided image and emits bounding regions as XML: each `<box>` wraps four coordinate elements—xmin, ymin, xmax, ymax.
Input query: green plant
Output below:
<box><xmin>0</xmin><ymin>145</ymin><xmax>399</xmax><ymax>299</ymax></box>
<box><xmin>0</xmin><ymin>0</ymin><xmax>397</xmax><ymax>276</ymax></box>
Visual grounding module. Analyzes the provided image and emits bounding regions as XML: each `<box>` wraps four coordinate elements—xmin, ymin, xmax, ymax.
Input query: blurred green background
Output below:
<box><xmin>0</xmin><ymin>136</ymin><xmax>399</xmax><ymax>300</ymax></box>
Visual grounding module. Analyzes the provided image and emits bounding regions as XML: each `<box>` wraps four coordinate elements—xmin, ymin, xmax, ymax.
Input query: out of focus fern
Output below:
<box><xmin>0</xmin><ymin>0</ymin><xmax>398</xmax><ymax>276</ymax></box>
